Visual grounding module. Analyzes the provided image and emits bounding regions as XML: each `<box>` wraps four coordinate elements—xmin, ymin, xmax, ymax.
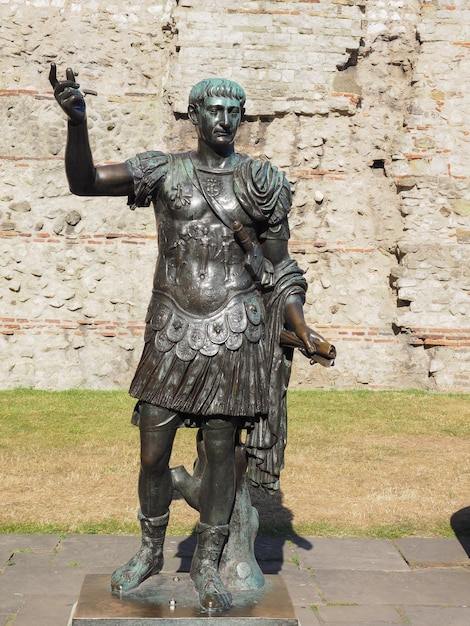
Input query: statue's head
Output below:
<box><xmin>188</xmin><ymin>78</ymin><xmax>246</xmax><ymax>111</ymax></box>
<box><xmin>188</xmin><ymin>78</ymin><xmax>246</xmax><ymax>152</ymax></box>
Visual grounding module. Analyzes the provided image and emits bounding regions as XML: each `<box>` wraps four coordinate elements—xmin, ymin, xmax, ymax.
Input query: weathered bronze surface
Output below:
<box><xmin>51</xmin><ymin>65</ymin><xmax>333</xmax><ymax>615</ymax></box>
<box><xmin>71</xmin><ymin>574</ymin><xmax>298</xmax><ymax>625</ymax></box>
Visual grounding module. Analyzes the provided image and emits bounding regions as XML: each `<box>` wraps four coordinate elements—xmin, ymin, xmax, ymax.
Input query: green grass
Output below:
<box><xmin>0</xmin><ymin>388</ymin><xmax>135</xmax><ymax>443</ymax></box>
<box><xmin>286</xmin><ymin>389</ymin><xmax>470</xmax><ymax>438</ymax></box>
<box><xmin>1</xmin><ymin>388</ymin><xmax>469</xmax><ymax>538</ymax></box>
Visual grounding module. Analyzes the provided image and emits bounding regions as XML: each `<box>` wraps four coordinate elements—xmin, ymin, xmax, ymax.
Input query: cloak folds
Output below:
<box><xmin>245</xmin><ymin>258</ymin><xmax>307</xmax><ymax>493</ymax></box>
<box><xmin>233</xmin><ymin>158</ymin><xmax>308</xmax><ymax>492</ymax></box>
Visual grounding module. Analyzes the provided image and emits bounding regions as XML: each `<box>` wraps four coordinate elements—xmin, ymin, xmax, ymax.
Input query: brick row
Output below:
<box><xmin>0</xmin><ymin>318</ymin><xmax>144</xmax><ymax>337</ymax></box>
<box><xmin>0</xmin><ymin>229</ymin><xmax>379</xmax><ymax>254</ymax></box>
<box><xmin>3</xmin><ymin>318</ymin><xmax>469</xmax><ymax>347</ymax></box>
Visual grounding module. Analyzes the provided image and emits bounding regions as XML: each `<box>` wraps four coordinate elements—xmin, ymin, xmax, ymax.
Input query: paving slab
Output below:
<box><xmin>315</xmin><ymin>567</ymin><xmax>470</xmax><ymax>606</ymax></box>
<box><xmin>258</xmin><ymin>559</ymin><xmax>285</xmax><ymax>575</ymax></box>
<box><xmin>454</xmin><ymin>535</ymin><xmax>470</xmax><ymax>555</ymax></box>
<box><xmin>275</xmin><ymin>561</ymin><xmax>322</xmax><ymax>608</ymax></box>
<box><xmin>0</xmin><ymin>586</ymin><xmax>26</xmax><ymax>615</ymax></box>
<box><xmin>402</xmin><ymin>606</ymin><xmax>470</xmax><ymax>626</ymax></box>
<box><xmin>0</xmin><ymin>550</ymin><xmax>14</xmax><ymax>568</ymax></box>
<box><xmin>0</xmin><ymin>534</ymin><xmax>60</xmax><ymax>553</ymax></box>
<box><xmin>0</xmin><ymin>552</ymin><xmax>92</xmax><ymax>626</ymax></box>
<box><xmin>317</xmin><ymin>605</ymin><xmax>404</xmax><ymax>624</ymax></box>
<box><xmin>2</xmin><ymin>536</ymin><xmax>470</xmax><ymax>625</ymax></box>
<box><xmin>0</xmin><ymin>535</ymin><xmax>60</xmax><ymax>571</ymax></box>
<box><xmin>297</xmin><ymin>538</ymin><xmax>409</xmax><ymax>572</ymax></box>
<box><xmin>159</xmin><ymin>556</ymin><xmax>192</xmax><ymax>574</ymax></box>
<box><xmin>54</xmin><ymin>535</ymin><xmax>141</xmax><ymax>570</ymax></box>
<box><xmin>10</xmin><ymin>593</ymin><xmax>77</xmax><ymax>626</ymax></box>
<box><xmin>0</xmin><ymin>552</ymin><xmax>84</xmax><ymax>598</ymax></box>
<box><xmin>255</xmin><ymin>536</ymin><xmax>314</xmax><ymax>564</ymax></box>
<box><xmin>316</xmin><ymin>619</ymin><xmax>404</xmax><ymax>625</ymax></box>
<box><xmin>166</xmin><ymin>535</ymin><xmax>196</xmax><ymax>558</ymax></box>
<box><xmin>295</xmin><ymin>606</ymin><xmax>321</xmax><ymax>626</ymax></box>
<box><xmin>394</xmin><ymin>537</ymin><xmax>470</xmax><ymax>566</ymax></box>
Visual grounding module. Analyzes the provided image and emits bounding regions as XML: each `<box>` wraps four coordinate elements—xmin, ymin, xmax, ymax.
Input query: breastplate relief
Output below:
<box><xmin>155</xmin><ymin>169</ymin><xmax>255</xmax><ymax>316</ymax></box>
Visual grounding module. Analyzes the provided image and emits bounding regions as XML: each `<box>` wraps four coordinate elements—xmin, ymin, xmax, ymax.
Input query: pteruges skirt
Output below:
<box><xmin>129</xmin><ymin>329</ymin><xmax>269</xmax><ymax>419</ymax></box>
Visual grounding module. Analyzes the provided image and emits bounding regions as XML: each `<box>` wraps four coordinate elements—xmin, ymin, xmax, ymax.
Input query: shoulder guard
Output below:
<box><xmin>127</xmin><ymin>151</ymin><xmax>169</xmax><ymax>209</ymax></box>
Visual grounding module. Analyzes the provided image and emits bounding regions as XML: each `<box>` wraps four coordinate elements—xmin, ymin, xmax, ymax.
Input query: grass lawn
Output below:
<box><xmin>0</xmin><ymin>388</ymin><xmax>469</xmax><ymax>538</ymax></box>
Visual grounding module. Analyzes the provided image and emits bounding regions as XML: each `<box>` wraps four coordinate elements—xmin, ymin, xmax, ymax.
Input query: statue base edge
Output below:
<box><xmin>70</xmin><ymin>573</ymin><xmax>298</xmax><ymax>625</ymax></box>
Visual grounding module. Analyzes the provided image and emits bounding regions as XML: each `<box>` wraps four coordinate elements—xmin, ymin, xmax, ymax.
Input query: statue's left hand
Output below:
<box><xmin>291</xmin><ymin>322</ymin><xmax>317</xmax><ymax>357</ymax></box>
<box><xmin>49</xmin><ymin>63</ymin><xmax>86</xmax><ymax>125</ymax></box>
<box><xmin>283</xmin><ymin>296</ymin><xmax>335</xmax><ymax>365</ymax></box>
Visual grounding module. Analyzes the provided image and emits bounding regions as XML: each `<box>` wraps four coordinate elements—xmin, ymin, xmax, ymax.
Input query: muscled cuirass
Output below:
<box><xmin>144</xmin><ymin>155</ymin><xmax>265</xmax><ymax>362</ymax></box>
<box><xmin>153</xmin><ymin>157</ymin><xmax>258</xmax><ymax>315</ymax></box>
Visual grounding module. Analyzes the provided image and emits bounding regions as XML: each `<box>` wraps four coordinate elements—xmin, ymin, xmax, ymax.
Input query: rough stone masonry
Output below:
<box><xmin>0</xmin><ymin>0</ymin><xmax>469</xmax><ymax>392</ymax></box>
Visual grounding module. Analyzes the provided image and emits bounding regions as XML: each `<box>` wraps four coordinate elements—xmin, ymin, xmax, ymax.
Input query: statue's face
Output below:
<box><xmin>193</xmin><ymin>96</ymin><xmax>242</xmax><ymax>150</ymax></box>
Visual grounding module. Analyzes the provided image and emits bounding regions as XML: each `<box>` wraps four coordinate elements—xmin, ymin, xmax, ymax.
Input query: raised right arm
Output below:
<box><xmin>50</xmin><ymin>64</ymin><xmax>133</xmax><ymax>198</ymax></box>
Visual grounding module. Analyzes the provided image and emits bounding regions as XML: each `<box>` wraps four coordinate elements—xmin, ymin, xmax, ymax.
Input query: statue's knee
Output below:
<box><xmin>138</xmin><ymin>404</ymin><xmax>177</xmax><ymax>472</ymax></box>
<box><xmin>203</xmin><ymin>425</ymin><xmax>236</xmax><ymax>465</ymax></box>
<box><xmin>140</xmin><ymin>435</ymin><xmax>174</xmax><ymax>472</ymax></box>
<box><xmin>140</xmin><ymin>447</ymin><xmax>164</xmax><ymax>472</ymax></box>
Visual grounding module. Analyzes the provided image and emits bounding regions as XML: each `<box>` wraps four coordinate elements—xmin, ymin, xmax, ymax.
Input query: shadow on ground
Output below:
<box><xmin>174</xmin><ymin>487</ymin><xmax>312</xmax><ymax>574</ymax></box>
<box><xmin>451</xmin><ymin>506</ymin><xmax>470</xmax><ymax>557</ymax></box>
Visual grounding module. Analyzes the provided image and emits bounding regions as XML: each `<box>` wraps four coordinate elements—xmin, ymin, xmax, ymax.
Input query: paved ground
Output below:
<box><xmin>0</xmin><ymin>534</ymin><xmax>469</xmax><ymax>625</ymax></box>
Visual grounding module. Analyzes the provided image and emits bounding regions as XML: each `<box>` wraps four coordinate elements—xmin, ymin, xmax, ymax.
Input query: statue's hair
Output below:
<box><xmin>188</xmin><ymin>78</ymin><xmax>246</xmax><ymax>109</ymax></box>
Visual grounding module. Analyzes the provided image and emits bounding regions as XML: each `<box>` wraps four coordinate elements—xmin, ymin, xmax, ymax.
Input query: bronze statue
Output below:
<box><xmin>50</xmin><ymin>65</ymin><xmax>334</xmax><ymax>613</ymax></box>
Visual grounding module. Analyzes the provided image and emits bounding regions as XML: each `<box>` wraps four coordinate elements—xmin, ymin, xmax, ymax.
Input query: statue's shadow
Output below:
<box><xmin>251</xmin><ymin>486</ymin><xmax>312</xmax><ymax>574</ymax></box>
<box><xmin>450</xmin><ymin>506</ymin><xmax>470</xmax><ymax>556</ymax></box>
<box><xmin>174</xmin><ymin>487</ymin><xmax>312</xmax><ymax>575</ymax></box>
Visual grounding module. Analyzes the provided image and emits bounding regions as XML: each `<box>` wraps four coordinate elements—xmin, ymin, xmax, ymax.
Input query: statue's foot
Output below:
<box><xmin>194</xmin><ymin>567</ymin><xmax>232</xmax><ymax>612</ymax></box>
<box><xmin>111</xmin><ymin>547</ymin><xmax>163</xmax><ymax>595</ymax></box>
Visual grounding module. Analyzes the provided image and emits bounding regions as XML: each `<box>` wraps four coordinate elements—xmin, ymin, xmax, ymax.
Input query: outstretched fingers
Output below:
<box><xmin>49</xmin><ymin>63</ymin><xmax>58</xmax><ymax>89</ymax></box>
<box><xmin>49</xmin><ymin>63</ymin><xmax>80</xmax><ymax>93</ymax></box>
<box><xmin>66</xmin><ymin>67</ymin><xmax>76</xmax><ymax>83</ymax></box>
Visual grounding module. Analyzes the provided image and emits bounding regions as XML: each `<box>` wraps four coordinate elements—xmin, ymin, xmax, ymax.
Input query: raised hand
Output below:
<box><xmin>49</xmin><ymin>63</ymin><xmax>86</xmax><ymax>125</ymax></box>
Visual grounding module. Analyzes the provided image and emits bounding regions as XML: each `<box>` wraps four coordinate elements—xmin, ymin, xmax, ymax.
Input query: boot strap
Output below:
<box><xmin>138</xmin><ymin>510</ymin><xmax>170</xmax><ymax>527</ymax></box>
<box><xmin>196</xmin><ymin>522</ymin><xmax>229</xmax><ymax>537</ymax></box>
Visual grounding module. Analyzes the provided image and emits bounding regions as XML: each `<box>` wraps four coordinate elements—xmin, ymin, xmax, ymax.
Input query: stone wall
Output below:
<box><xmin>1</xmin><ymin>0</ymin><xmax>469</xmax><ymax>392</ymax></box>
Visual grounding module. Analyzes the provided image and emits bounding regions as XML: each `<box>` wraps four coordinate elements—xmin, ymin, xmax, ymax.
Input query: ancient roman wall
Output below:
<box><xmin>1</xmin><ymin>0</ymin><xmax>469</xmax><ymax>391</ymax></box>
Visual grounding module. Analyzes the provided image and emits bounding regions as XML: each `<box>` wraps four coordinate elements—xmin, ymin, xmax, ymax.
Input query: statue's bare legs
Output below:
<box><xmin>111</xmin><ymin>409</ymin><xmax>237</xmax><ymax>612</ymax></box>
<box><xmin>190</xmin><ymin>421</ymin><xmax>237</xmax><ymax>611</ymax></box>
<box><xmin>111</xmin><ymin>425</ymin><xmax>176</xmax><ymax>594</ymax></box>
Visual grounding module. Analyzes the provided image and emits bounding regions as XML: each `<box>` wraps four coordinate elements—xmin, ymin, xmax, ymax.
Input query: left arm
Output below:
<box><xmin>261</xmin><ymin>237</ymin><xmax>316</xmax><ymax>355</ymax></box>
